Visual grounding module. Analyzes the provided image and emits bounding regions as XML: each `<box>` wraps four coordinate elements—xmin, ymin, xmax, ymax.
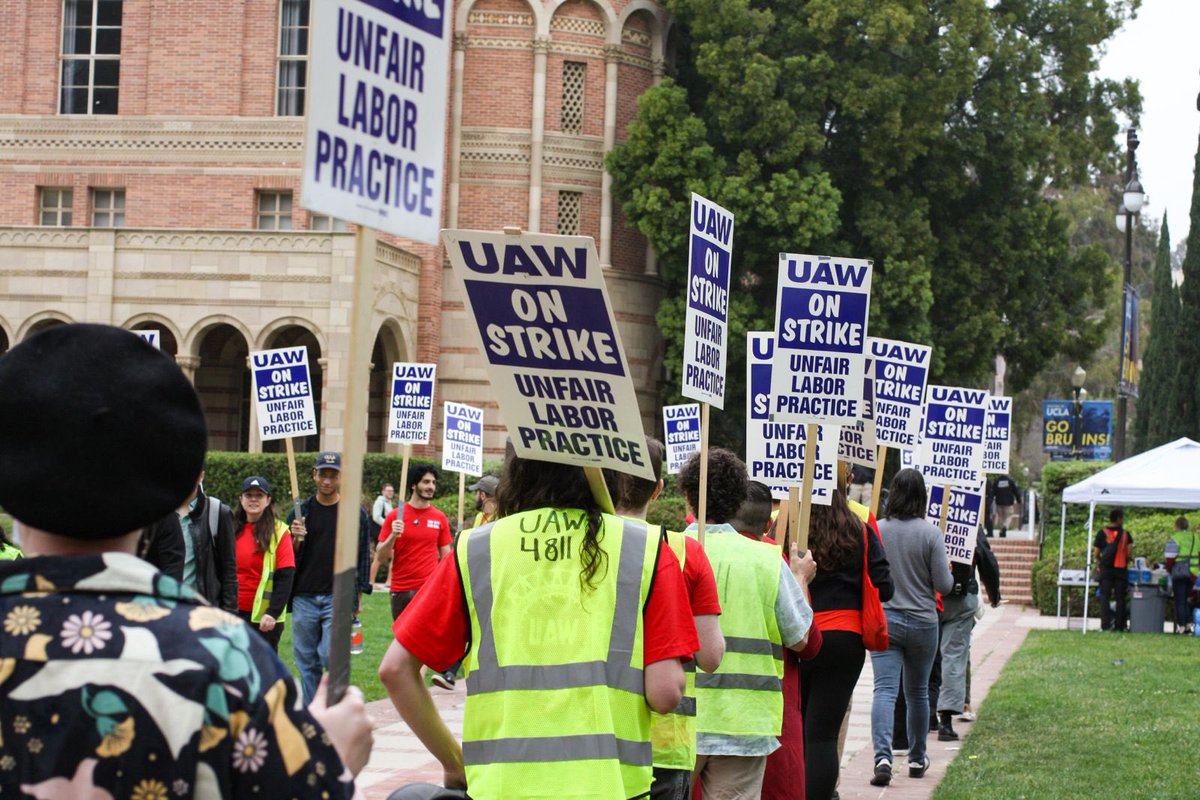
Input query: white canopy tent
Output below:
<box><xmin>1057</xmin><ymin>437</ymin><xmax>1200</xmax><ymax>632</ymax></box>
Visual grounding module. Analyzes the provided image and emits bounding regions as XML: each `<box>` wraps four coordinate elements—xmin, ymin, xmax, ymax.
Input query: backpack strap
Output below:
<box><xmin>207</xmin><ymin>495</ymin><xmax>221</xmax><ymax>543</ymax></box>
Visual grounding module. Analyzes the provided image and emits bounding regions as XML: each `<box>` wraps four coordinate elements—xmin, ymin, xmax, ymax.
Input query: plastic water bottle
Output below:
<box><xmin>350</xmin><ymin>617</ymin><xmax>364</xmax><ymax>655</ymax></box>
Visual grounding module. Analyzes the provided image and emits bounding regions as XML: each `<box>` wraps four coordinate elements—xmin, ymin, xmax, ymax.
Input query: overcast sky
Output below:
<box><xmin>1098</xmin><ymin>0</ymin><xmax>1200</xmax><ymax>250</ymax></box>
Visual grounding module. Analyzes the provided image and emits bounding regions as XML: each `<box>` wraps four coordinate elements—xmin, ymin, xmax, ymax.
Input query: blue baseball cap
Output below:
<box><xmin>241</xmin><ymin>476</ymin><xmax>272</xmax><ymax>495</ymax></box>
<box><xmin>314</xmin><ymin>451</ymin><xmax>342</xmax><ymax>471</ymax></box>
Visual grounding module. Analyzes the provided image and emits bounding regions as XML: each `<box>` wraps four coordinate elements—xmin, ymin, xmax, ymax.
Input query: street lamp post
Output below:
<box><xmin>1071</xmin><ymin>365</ymin><xmax>1087</xmax><ymax>460</ymax></box>
<box><xmin>1114</xmin><ymin>128</ymin><xmax>1144</xmax><ymax>462</ymax></box>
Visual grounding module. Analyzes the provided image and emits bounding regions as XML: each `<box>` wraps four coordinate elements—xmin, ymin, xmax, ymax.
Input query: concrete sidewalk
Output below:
<box><xmin>355</xmin><ymin>604</ymin><xmax>1052</xmax><ymax>799</ymax></box>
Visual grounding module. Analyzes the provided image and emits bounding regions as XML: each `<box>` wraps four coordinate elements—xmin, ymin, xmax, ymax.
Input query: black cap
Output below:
<box><xmin>314</xmin><ymin>451</ymin><xmax>342</xmax><ymax>471</ymax></box>
<box><xmin>241</xmin><ymin>476</ymin><xmax>272</xmax><ymax>495</ymax></box>
<box><xmin>0</xmin><ymin>324</ymin><xmax>207</xmax><ymax>539</ymax></box>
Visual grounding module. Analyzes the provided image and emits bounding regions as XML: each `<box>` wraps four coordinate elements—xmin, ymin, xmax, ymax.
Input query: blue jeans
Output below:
<box><xmin>292</xmin><ymin>593</ymin><xmax>333</xmax><ymax>704</ymax></box>
<box><xmin>870</xmin><ymin>609</ymin><xmax>940</xmax><ymax>765</ymax></box>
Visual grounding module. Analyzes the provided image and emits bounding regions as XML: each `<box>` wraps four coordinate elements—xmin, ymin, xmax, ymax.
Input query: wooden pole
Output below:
<box><xmin>775</xmin><ymin>495</ymin><xmax>791</xmax><ymax>550</ymax></box>
<box><xmin>584</xmin><ymin>467</ymin><xmax>615</xmax><ymax>515</ymax></box>
<box><xmin>697</xmin><ymin>402</ymin><xmax>710</xmax><ymax>547</ymax></box>
<box><xmin>370</xmin><ymin>443</ymin><xmax>411</xmax><ymax>584</ymax></box>
<box><xmin>938</xmin><ymin>484</ymin><xmax>952</xmax><ymax>533</ymax></box>
<box><xmin>399</xmin><ymin>444</ymin><xmax>412</xmax><ymax>507</ymax></box>
<box><xmin>457</xmin><ymin>471</ymin><xmax>466</xmax><ymax>533</ymax></box>
<box><xmin>284</xmin><ymin>437</ymin><xmax>304</xmax><ymax>527</ymax></box>
<box><xmin>327</xmin><ymin>226</ymin><xmax>376</xmax><ymax>705</ymax></box>
<box><xmin>870</xmin><ymin>444</ymin><xmax>888</xmax><ymax>518</ymax></box>
<box><xmin>796</xmin><ymin>423</ymin><xmax>818</xmax><ymax>552</ymax></box>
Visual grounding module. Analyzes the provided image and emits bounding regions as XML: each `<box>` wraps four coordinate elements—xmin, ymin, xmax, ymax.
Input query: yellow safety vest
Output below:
<box><xmin>250</xmin><ymin>520</ymin><xmax>289</xmax><ymax>623</ymax></box>
<box><xmin>691</xmin><ymin>529</ymin><xmax>784</xmax><ymax>737</ymax></box>
<box><xmin>650</xmin><ymin>529</ymin><xmax>698</xmax><ymax>770</ymax></box>
<box><xmin>458</xmin><ymin>509</ymin><xmax>659</xmax><ymax>799</ymax></box>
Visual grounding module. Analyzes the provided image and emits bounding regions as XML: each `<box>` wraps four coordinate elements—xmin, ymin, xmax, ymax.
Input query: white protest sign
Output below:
<box><xmin>869</xmin><ymin>337</ymin><xmax>932</xmax><ymax>449</ymax></box>
<box><xmin>682</xmin><ymin>193</ymin><xmax>733</xmax><ymax>408</ymax></box>
<box><xmin>302</xmin><ymin>0</ymin><xmax>449</xmax><ymax>243</ymax></box>
<box><xmin>442</xmin><ymin>401</ymin><xmax>483</xmax><ymax>476</ymax></box>
<box><xmin>442</xmin><ymin>230</ymin><xmax>652</xmax><ymax>480</ymax></box>
<box><xmin>663</xmin><ymin>403</ymin><xmax>701</xmax><ymax>474</ymax></box>
<box><xmin>839</xmin><ymin>358</ymin><xmax>877</xmax><ymax>467</ymax></box>
<box><xmin>745</xmin><ymin>332</ymin><xmax>837</xmax><ymax>503</ymax></box>
<box><xmin>387</xmin><ymin>362</ymin><xmax>436</xmax><ymax>444</ymax></box>
<box><xmin>250</xmin><ymin>346</ymin><xmax>318</xmax><ymax>441</ymax></box>
<box><xmin>901</xmin><ymin>447</ymin><xmax>919</xmax><ymax>470</ymax></box>
<box><xmin>134</xmin><ymin>330</ymin><xmax>161</xmax><ymax>349</ymax></box>
<box><xmin>928</xmin><ymin>484</ymin><xmax>984</xmax><ymax>565</ymax></box>
<box><xmin>918</xmin><ymin>386</ymin><xmax>989</xmax><ymax>488</ymax></box>
<box><xmin>771</xmin><ymin>254</ymin><xmax>872</xmax><ymax>424</ymax></box>
<box><xmin>983</xmin><ymin>395</ymin><xmax>1012</xmax><ymax>474</ymax></box>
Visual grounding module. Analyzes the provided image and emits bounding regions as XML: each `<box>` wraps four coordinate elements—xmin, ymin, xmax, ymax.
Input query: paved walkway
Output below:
<box><xmin>356</xmin><ymin>604</ymin><xmax>1056</xmax><ymax>799</ymax></box>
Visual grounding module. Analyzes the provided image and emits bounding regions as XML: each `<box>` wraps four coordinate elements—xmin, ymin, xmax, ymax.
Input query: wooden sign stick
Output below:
<box><xmin>284</xmin><ymin>437</ymin><xmax>304</xmax><ymax>526</ymax></box>
<box><xmin>370</xmin><ymin>443</ymin><xmax>412</xmax><ymax>584</ymax></box>
<box><xmin>870</xmin><ymin>443</ymin><xmax>888</xmax><ymax>518</ymax></box>
<box><xmin>457</xmin><ymin>471</ymin><xmax>466</xmax><ymax>533</ymax></box>
<box><xmin>775</xmin><ymin>495</ymin><xmax>792</xmax><ymax>550</ymax></box>
<box><xmin>697</xmin><ymin>402</ymin><xmax>710</xmax><ymax>547</ymax></box>
<box><xmin>795</xmin><ymin>423</ymin><xmax>818</xmax><ymax>552</ymax></box>
<box><xmin>585</xmin><ymin>467</ymin><xmax>616</xmax><ymax>515</ymax></box>
<box><xmin>327</xmin><ymin>226</ymin><xmax>377</xmax><ymax>705</ymax></box>
<box><xmin>938</xmin><ymin>484</ymin><xmax>952</xmax><ymax>533</ymax></box>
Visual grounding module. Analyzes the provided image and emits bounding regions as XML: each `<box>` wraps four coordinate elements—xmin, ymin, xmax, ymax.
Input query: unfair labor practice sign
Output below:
<box><xmin>838</xmin><ymin>358</ymin><xmax>877</xmax><ymax>468</ymax></box>
<box><xmin>681</xmin><ymin>193</ymin><xmax>734</xmax><ymax>408</ymax></box>
<box><xmin>868</xmin><ymin>337</ymin><xmax>932</xmax><ymax>450</ymax></box>
<box><xmin>134</xmin><ymin>330</ymin><xmax>161</xmax><ymax>349</ymax></box>
<box><xmin>302</xmin><ymin>0</ymin><xmax>449</xmax><ymax>243</ymax></box>
<box><xmin>746</xmin><ymin>332</ymin><xmax>836</xmax><ymax>503</ymax></box>
<box><xmin>442</xmin><ymin>401</ymin><xmax>483</xmax><ymax>476</ymax></box>
<box><xmin>442</xmin><ymin>229</ymin><xmax>653</xmax><ymax>480</ymax></box>
<box><xmin>771</xmin><ymin>254</ymin><xmax>873</xmax><ymax>425</ymax></box>
<box><xmin>663</xmin><ymin>403</ymin><xmax>701</xmax><ymax>474</ymax></box>
<box><xmin>918</xmin><ymin>385</ymin><xmax>989</xmax><ymax>488</ymax></box>
<box><xmin>250</xmin><ymin>346</ymin><xmax>317</xmax><ymax>441</ymax></box>
<box><xmin>928</xmin><ymin>484</ymin><xmax>984</xmax><ymax>565</ymax></box>
<box><xmin>388</xmin><ymin>362</ymin><xmax>436</xmax><ymax>444</ymax></box>
<box><xmin>983</xmin><ymin>395</ymin><xmax>1012</xmax><ymax>474</ymax></box>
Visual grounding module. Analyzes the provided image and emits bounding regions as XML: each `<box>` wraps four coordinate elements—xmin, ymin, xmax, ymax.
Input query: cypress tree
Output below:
<box><xmin>1134</xmin><ymin>214</ymin><xmax>1179</xmax><ymax>451</ymax></box>
<box><xmin>1171</xmin><ymin>113</ymin><xmax>1200</xmax><ymax>442</ymax></box>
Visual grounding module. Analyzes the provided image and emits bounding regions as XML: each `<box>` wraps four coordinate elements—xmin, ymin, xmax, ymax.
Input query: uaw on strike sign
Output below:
<box><xmin>250</xmin><ymin>346</ymin><xmax>318</xmax><ymax>441</ymax></box>
<box><xmin>443</xmin><ymin>230</ymin><xmax>653</xmax><ymax>480</ymax></box>
<box><xmin>682</xmin><ymin>194</ymin><xmax>734</xmax><ymax>408</ymax></box>
<box><xmin>388</xmin><ymin>362</ymin><xmax>436</xmax><ymax>444</ymax></box>
<box><xmin>302</xmin><ymin>0</ymin><xmax>449</xmax><ymax>243</ymax></box>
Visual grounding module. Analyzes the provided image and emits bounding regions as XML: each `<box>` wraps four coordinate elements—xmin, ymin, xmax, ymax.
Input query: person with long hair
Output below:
<box><xmin>233</xmin><ymin>475</ymin><xmax>295</xmax><ymax>652</ymax></box>
<box><xmin>868</xmin><ymin>469</ymin><xmax>954</xmax><ymax>786</ymax></box>
<box><xmin>799</xmin><ymin>488</ymin><xmax>892</xmax><ymax>800</ymax></box>
<box><xmin>379</xmin><ymin>448</ymin><xmax>697</xmax><ymax>799</ymax></box>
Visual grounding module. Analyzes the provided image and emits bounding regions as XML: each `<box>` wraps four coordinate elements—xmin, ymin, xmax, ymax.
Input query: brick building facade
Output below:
<box><xmin>0</xmin><ymin>0</ymin><xmax>669</xmax><ymax>459</ymax></box>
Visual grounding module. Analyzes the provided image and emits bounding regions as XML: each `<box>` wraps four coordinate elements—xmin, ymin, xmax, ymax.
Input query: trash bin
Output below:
<box><xmin>1129</xmin><ymin>585</ymin><xmax>1167</xmax><ymax>633</ymax></box>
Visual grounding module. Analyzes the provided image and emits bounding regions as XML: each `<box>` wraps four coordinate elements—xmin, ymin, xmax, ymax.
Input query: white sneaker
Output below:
<box><xmin>961</xmin><ymin>710</ymin><xmax>977</xmax><ymax>722</ymax></box>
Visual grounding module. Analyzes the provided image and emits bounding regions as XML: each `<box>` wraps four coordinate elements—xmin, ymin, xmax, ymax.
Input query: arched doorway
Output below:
<box><xmin>262</xmin><ymin>325</ymin><xmax>322</xmax><ymax>453</ymax></box>
<box><xmin>23</xmin><ymin>317</ymin><xmax>68</xmax><ymax>340</ymax></box>
<box><xmin>0</xmin><ymin>325</ymin><xmax>8</xmax><ymax>357</ymax></box>
<box><xmin>368</xmin><ymin>323</ymin><xmax>407</xmax><ymax>452</ymax></box>
<box><xmin>194</xmin><ymin>324</ymin><xmax>251</xmax><ymax>452</ymax></box>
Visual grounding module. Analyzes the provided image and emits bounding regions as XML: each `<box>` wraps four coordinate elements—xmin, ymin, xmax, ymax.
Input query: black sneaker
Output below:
<box><xmin>870</xmin><ymin>759</ymin><xmax>892</xmax><ymax>786</ymax></box>
<box><xmin>431</xmin><ymin>670</ymin><xmax>456</xmax><ymax>690</ymax></box>
<box><xmin>908</xmin><ymin>754</ymin><xmax>930</xmax><ymax>778</ymax></box>
<box><xmin>938</xmin><ymin>722</ymin><xmax>959</xmax><ymax>741</ymax></box>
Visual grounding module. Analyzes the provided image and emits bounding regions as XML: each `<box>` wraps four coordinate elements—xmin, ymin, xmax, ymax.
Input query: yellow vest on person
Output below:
<box><xmin>250</xmin><ymin>520</ymin><xmax>289</xmax><ymax>623</ymax></box>
<box><xmin>650</xmin><ymin>529</ymin><xmax>698</xmax><ymax>770</ymax></box>
<box><xmin>691</xmin><ymin>529</ymin><xmax>784</xmax><ymax>737</ymax></box>
<box><xmin>848</xmin><ymin>499</ymin><xmax>870</xmax><ymax>523</ymax></box>
<box><xmin>457</xmin><ymin>509</ymin><xmax>660</xmax><ymax>799</ymax></box>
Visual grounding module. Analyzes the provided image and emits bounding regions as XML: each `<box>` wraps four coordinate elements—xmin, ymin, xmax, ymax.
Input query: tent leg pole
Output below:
<box><xmin>1082</xmin><ymin>501</ymin><xmax>1095</xmax><ymax>634</ymax></box>
<box><xmin>1057</xmin><ymin>502</ymin><xmax>1067</xmax><ymax>628</ymax></box>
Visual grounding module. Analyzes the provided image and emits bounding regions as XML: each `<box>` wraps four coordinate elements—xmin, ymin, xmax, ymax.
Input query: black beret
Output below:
<box><xmin>0</xmin><ymin>324</ymin><xmax>208</xmax><ymax>539</ymax></box>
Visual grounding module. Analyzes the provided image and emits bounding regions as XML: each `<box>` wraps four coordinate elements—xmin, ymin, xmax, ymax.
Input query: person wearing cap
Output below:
<box><xmin>0</xmin><ymin>324</ymin><xmax>373</xmax><ymax>797</ymax></box>
<box><xmin>469</xmin><ymin>474</ymin><xmax>500</xmax><ymax>527</ymax></box>
<box><xmin>287</xmin><ymin>450</ymin><xmax>374</xmax><ymax>705</ymax></box>
<box><xmin>177</xmin><ymin>468</ymin><xmax>239</xmax><ymax>613</ymax></box>
<box><xmin>379</xmin><ymin>449</ymin><xmax>697</xmax><ymax>799</ymax></box>
<box><xmin>233</xmin><ymin>475</ymin><xmax>295</xmax><ymax>651</ymax></box>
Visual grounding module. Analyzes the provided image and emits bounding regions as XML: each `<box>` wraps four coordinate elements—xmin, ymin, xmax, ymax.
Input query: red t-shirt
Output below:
<box><xmin>380</xmin><ymin>503</ymin><xmax>452</xmax><ymax>592</ymax></box>
<box><xmin>236</xmin><ymin>521</ymin><xmax>295</xmax><ymax>613</ymax></box>
<box><xmin>681</xmin><ymin>535</ymin><xmax>721</xmax><ymax>616</ymax></box>
<box><xmin>394</xmin><ymin>538</ymin><xmax>698</xmax><ymax>673</ymax></box>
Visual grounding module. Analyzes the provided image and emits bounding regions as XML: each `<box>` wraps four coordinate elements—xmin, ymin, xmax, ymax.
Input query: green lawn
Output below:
<box><xmin>275</xmin><ymin>588</ymin><xmax>402</xmax><ymax>703</ymax></box>
<box><xmin>934</xmin><ymin>630</ymin><xmax>1200</xmax><ymax>799</ymax></box>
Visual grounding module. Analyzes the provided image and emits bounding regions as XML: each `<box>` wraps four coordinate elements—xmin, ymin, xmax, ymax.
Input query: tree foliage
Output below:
<box><xmin>1133</xmin><ymin>214</ymin><xmax>1179</xmax><ymax>452</ymax></box>
<box><xmin>1172</xmin><ymin>125</ymin><xmax>1200</xmax><ymax>441</ymax></box>
<box><xmin>608</xmin><ymin>0</ymin><xmax>1140</xmax><ymax>447</ymax></box>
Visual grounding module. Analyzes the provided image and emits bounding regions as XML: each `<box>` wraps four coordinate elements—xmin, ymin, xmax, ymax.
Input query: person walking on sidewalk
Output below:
<box><xmin>869</xmin><ymin>469</ymin><xmax>954</xmax><ymax>787</ymax></box>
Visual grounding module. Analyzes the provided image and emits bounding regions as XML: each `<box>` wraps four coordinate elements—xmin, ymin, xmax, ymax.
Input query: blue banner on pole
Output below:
<box><xmin>1043</xmin><ymin>399</ymin><xmax>1113</xmax><ymax>460</ymax></box>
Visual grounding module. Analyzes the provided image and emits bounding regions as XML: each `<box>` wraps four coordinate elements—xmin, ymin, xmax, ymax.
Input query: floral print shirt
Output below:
<box><xmin>0</xmin><ymin>552</ymin><xmax>355</xmax><ymax>799</ymax></box>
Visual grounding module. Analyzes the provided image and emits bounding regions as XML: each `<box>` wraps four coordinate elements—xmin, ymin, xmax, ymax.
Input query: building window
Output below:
<box><xmin>39</xmin><ymin>188</ymin><xmax>74</xmax><ymax>226</ymax></box>
<box><xmin>91</xmin><ymin>188</ymin><xmax>125</xmax><ymax>227</ymax></box>
<box><xmin>277</xmin><ymin>0</ymin><xmax>310</xmax><ymax>116</ymax></box>
<box><xmin>556</xmin><ymin>191</ymin><xmax>581</xmax><ymax>235</ymax></box>
<box><xmin>257</xmin><ymin>191</ymin><xmax>293</xmax><ymax>230</ymax></box>
<box><xmin>60</xmin><ymin>0</ymin><xmax>122</xmax><ymax>114</ymax></box>
<box><xmin>561</xmin><ymin>61</ymin><xmax>586</xmax><ymax>134</ymax></box>
<box><xmin>310</xmin><ymin>214</ymin><xmax>348</xmax><ymax>232</ymax></box>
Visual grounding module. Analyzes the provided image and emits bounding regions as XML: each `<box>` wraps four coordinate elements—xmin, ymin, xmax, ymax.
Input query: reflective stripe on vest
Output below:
<box><xmin>459</xmin><ymin>510</ymin><xmax>658</xmax><ymax>800</ymax></box>
<box><xmin>250</xmin><ymin>521</ymin><xmax>289</xmax><ymax>623</ymax></box>
<box><xmin>692</xmin><ymin>530</ymin><xmax>784</xmax><ymax>738</ymax></box>
<box><xmin>650</xmin><ymin>528</ymin><xmax>698</xmax><ymax>770</ymax></box>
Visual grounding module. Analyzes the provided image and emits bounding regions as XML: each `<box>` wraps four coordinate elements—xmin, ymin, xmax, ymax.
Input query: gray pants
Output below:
<box><xmin>937</xmin><ymin>593</ymin><xmax>979</xmax><ymax>714</ymax></box>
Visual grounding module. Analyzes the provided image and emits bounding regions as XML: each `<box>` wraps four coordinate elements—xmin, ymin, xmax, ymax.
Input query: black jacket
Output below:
<box><xmin>951</xmin><ymin>529</ymin><xmax>1002</xmax><ymax>604</ymax></box>
<box><xmin>288</xmin><ymin>496</ymin><xmax>374</xmax><ymax>596</ymax></box>
<box><xmin>184</xmin><ymin>490</ymin><xmax>239</xmax><ymax>612</ymax></box>
<box><xmin>138</xmin><ymin>513</ymin><xmax>185</xmax><ymax>582</ymax></box>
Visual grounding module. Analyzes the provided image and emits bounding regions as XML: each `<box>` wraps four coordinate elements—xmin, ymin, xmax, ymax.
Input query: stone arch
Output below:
<box><xmin>547</xmin><ymin>0</ymin><xmax>616</xmax><ymax>39</ymax></box>
<box><xmin>256</xmin><ymin>316</ymin><xmax>328</xmax><ymax>354</ymax></box>
<box><xmin>0</xmin><ymin>316</ymin><xmax>12</xmax><ymax>357</ymax></box>
<box><xmin>368</xmin><ymin>319</ymin><xmax>411</xmax><ymax>452</ymax></box>
<box><xmin>618</xmin><ymin>1</ymin><xmax>664</xmax><ymax>61</ymax></box>
<box><xmin>184</xmin><ymin>314</ymin><xmax>255</xmax><ymax>361</ymax></box>
<box><xmin>193</xmin><ymin>323</ymin><xmax>252</xmax><ymax>453</ymax></box>
<box><xmin>17</xmin><ymin>311</ymin><xmax>74</xmax><ymax>342</ymax></box>
<box><xmin>261</xmin><ymin>322</ymin><xmax>323</xmax><ymax>453</ymax></box>
<box><xmin>123</xmin><ymin>313</ymin><xmax>182</xmax><ymax>357</ymax></box>
<box><xmin>664</xmin><ymin>19</ymin><xmax>682</xmax><ymax>76</ymax></box>
<box><xmin>456</xmin><ymin>0</ymin><xmax>546</xmax><ymax>35</ymax></box>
